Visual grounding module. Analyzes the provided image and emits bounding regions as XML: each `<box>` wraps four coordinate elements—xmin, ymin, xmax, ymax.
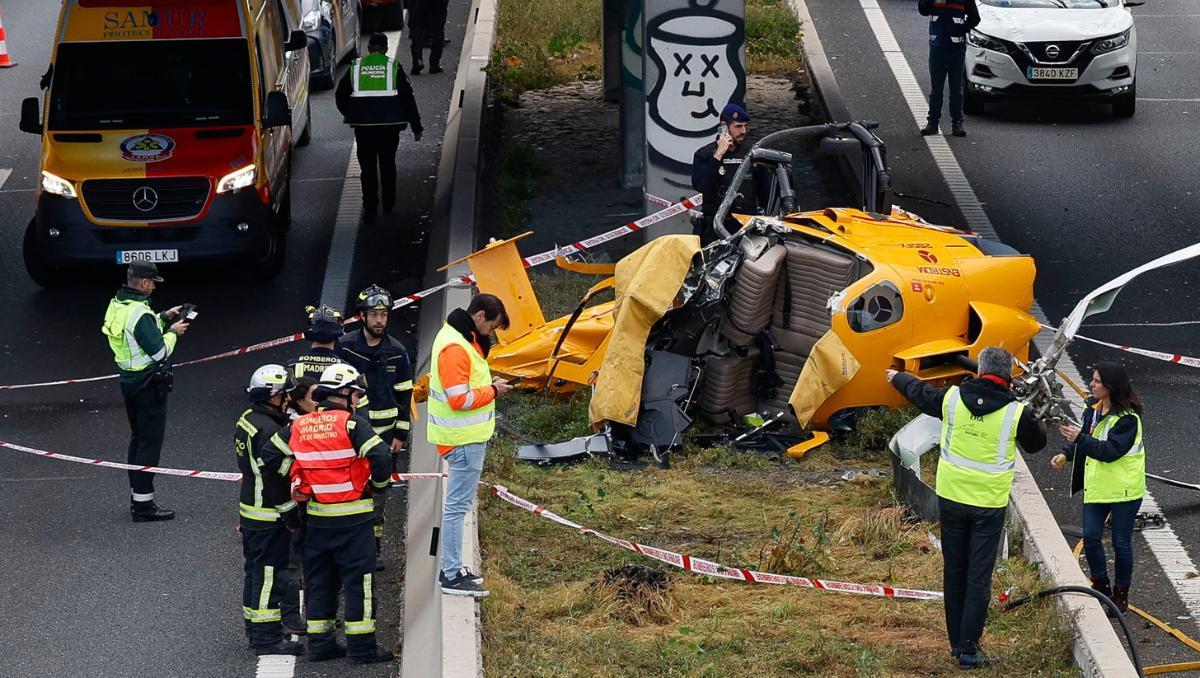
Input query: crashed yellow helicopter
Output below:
<box><xmin>444</xmin><ymin>123</ymin><xmax>1040</xmax><ymax>459</ymax></box>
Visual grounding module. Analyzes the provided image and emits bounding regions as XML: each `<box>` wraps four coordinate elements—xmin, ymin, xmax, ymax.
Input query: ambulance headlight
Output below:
<box><xmin>41</xmin><ymin>171</ymin><xmax>77</xmax><ymax>199</ymax></box>
<box><xmin>217</xmin><ymin>165</ymin><xmax>257</xmax><ymax>194</ymax></box>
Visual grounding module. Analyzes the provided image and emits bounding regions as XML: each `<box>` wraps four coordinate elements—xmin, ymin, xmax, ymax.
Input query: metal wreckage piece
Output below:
<box><xmin>453</xmin><ymin>122</ymin><xmax>1056</xmax><ymax>465</ymax></box>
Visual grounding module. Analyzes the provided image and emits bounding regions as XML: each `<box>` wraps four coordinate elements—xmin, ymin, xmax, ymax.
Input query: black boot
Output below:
<box><xmin>131</xmin><ymin>500</ymin><xmax>175</xmax><ymax>522</ymax></box>
<box><xmin>920</xmin><ymin>120</ymin><xmax>939</xmax><ymax>136</ymax></box>
<box><xmin>351</xmin><ymin>647</ymin><xmax>395</xmax><ymax>664</ymax></box>
<box><xmin>411</xmin><ymin>60</ymin><xmax>424</xmax><ymax>75</ymax></box>
<box><xmin>307</xmin><ymin>641</ymin><xmax>346</xmax><ymax>662</ymax></box>
<box><xmin>429</xmin><ymin>63</ymin><xmax>444</xmax><ymax>74</ymax></box>
<box><xmin>1112</xmin><ymin>584</ymin><xmax>1130</xmax><ymax>615</ymax></box>
<box><xmin>952</xmin><ymin>120</ymin><xmax>967</xmax><ymax>137</ymax></box>
<box><xmin>254</xmin><ymin>639</ymin><xmax>305</xmax><ymax>656</ymax></box>
<box><xmin>1090</xmin><ymin>576</ymin><xmax>1112</xmax><ymax>599</ymax></box>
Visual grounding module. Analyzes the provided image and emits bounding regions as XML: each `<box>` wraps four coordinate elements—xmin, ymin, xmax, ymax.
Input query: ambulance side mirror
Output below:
<box><xmin>19</xmin><ymin>98</ymin><xmax>42</xmax><ymax>135</ymax></box>
<box><xmin>263</xmin><ymin>91</ymin><xmax>292</xmax><ymax>128</ymax></box>
<box><xmin>286</xmin><ymin>30</ymin><xmax>307</xmax><ymax>52</ymax></box>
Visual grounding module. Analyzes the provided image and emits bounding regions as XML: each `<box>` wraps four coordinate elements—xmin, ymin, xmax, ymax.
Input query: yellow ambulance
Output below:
<box><xmin>19</xmin><ymin>0</ymin><xmax>312</xmax><ymax>285</ymax></box>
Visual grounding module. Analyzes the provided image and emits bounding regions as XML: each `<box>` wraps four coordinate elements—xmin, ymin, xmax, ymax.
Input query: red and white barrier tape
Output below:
<box><xmin>489</xmin><ymin>483</ymin><xmax>943</xmax><ymax>601</ymax></box>
<box><xmin>0</xmin><ymin>195</ymin><xmax>701</xmax><ymax>392</ymax></box>
<box><xmin>1</xmin><ymin>436</ymin><xmax>939</xmax><ymax>601</ymax></box>
<box><xmin>0</xmin><ymin>439</ymin><xmax>445</xmax><ymax>484</ymax></box>
<box><xmin>645</xmin><ymin>192</ymin><xmax>704</xmax><ymax>219</ymax></box>
<box><xmin>1039</xmin><ymin>324</ymin><xmax>1200</xmax><ymax>369</ymax></box>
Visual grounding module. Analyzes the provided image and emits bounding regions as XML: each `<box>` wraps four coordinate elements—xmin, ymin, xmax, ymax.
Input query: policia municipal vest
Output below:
<box><xmin>426</xmin><ymin>323</ymin><xmax>496</xmax><ymax>447</ymax></box>
<box><xmin>937</xmin><ymin>386</ymin><xmax>1023</xmax><ymax>509</ymax></box>
<box><xmin>1083</xmin><ymin>411</ymin><xmax>1146</xmax><ymax>505</ymax></box>
<box><xmin>346</xmin><ymin>53</ymin><xmax>408</xmax><ymax>128</ymax></box>
<box><xmin>102</xmin><ymin>295</ymin><xmax>175</xmax><ymax>376</ymax></box>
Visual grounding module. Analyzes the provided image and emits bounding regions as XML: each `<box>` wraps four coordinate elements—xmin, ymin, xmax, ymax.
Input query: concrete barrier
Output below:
<box><xmin>401</xmin><ymin>0</ymin><xmax>497</xmax><ymax>675</ymax></box>
<box><xmin>788</xmin><ymin>1</ymin><xmax>1137</xmax><ymax>674</ymax></box>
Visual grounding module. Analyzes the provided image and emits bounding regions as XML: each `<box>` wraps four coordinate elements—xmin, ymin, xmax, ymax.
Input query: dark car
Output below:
<box><xmin>301</xmin><ymin>0</ymin><xmax>362</xmax><ymax>89</ymax></box>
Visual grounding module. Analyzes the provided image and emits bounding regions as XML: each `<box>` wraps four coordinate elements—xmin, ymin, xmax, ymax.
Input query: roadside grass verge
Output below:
<box><xmin>479</xmin><ymin>280</ymin><xmax>1077</xmax><ymax>676</ymax></box>
<box><xmin>491</xmin><ymin>0</ymin><xmax>804</xmax><ymax>103</ymax></box>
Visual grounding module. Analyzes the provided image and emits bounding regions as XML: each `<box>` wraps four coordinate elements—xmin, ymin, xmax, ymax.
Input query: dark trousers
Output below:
<box><xmin>241</xmin><ymin>524</ymin><xmax>301</xmax><ymax>646</ymax></box>
<box><xmin>410</xmin><ymin>1</ymin><xmax>448</xmax><ymax>66</ymax></box>
<box><xmin>354</xmin><ymin>126</ymin><xmax>402</xmax><ymax>211</ymax></box>
<box><xmin>121</xmin><ymin>379</ymin><xmax>168</xmax><ymax>497</ymax></box>
<box><xmin>304</xmin><ymin>521</ymin><xmax>380</xmax><ymax>658</ymax></box>
<box><xmin>1083</xmin><ymin>498</ymin><xmax>1142</xmax><ymax>587</ymax></box>
<box><xmin>928</xmin><ymin>44</ymin><xmax>967</xmax><ymax>124</ymax></box>
<box><xmin>939</xmin><ymin>496</ymin><xmax>1006</xmax><ymax>656</ymax></box>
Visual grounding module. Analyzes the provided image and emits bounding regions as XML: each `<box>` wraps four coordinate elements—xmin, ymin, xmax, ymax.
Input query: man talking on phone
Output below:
<box><xmin>427</xmin><ymin>293</ymin><xmax>511</xmax><ymax>597</ymax></box>
<box><xmin>690</xmin><ymin>103</ymin><xmax>771</xmax><ymax>246</ymax></box>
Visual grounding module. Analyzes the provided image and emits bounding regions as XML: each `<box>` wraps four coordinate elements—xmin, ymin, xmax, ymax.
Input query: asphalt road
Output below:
<box><xmin>808</xmin><ymin>0</ymin><xmax>1200</xmax><ymax>667</ymax></box>
<box><xmin>0</xmin><ymin>2</ymin><xmax>469</xmax><ymax>676</ymax></box>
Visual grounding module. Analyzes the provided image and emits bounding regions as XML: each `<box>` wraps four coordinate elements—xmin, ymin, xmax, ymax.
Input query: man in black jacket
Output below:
<box><xmin>918</xmin><ymin>0</ymin><xmax>981</xmax><ymax>137</ymax></box>
<box><xmin>236</xmin><ymin>364</ymin><xmax>304</xmax><ymax>656</ymax></box>
<box><xmin>690</xmin><ymin>103</ymin><xmax>771</xmax><ymax>246</ymax></box>
<box><xmin>408</xmin><ymin>0</ymin><xmax>449</xmax><ymax>75</ymax></box>
<box><xmin>888</xmin><ymin>346</ymin><xmax>1045</xmax><ymax>669</ymax></box>
<box><xmin>286</xmin><ymin>305</ymin><xmax>345</xmax><ymax>386</ymax></box>
<box><xmin>335</xmin><ymin>32</ymin><xmax>424</xmax><ymax>221</ymax></box>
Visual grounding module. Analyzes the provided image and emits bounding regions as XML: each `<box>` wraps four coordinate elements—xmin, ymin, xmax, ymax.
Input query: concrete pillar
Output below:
<box><xmin>641</xmin><ymin>0</ymin><xmax>745</xmax><ymax>236</ymax></box>
<box><xmin>619</xmin><ymin>0</ymin><xmax>646</xmax><ymax>189</ymax></box>
<box><xmin>602</xmin><ymin>0</ymin><xmax>622</xmax><ymax>103</ymax></box>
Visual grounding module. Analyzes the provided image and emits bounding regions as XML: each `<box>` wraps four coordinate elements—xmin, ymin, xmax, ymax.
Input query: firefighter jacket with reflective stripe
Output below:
<box><xmin>337</xmin><ymin>330</ymin><xmax>413</xmax><ymax>440</ymax></box>
<box><xmin>918</xmin><ymin>0</ymin><xmax>980</xmax><ymax>48</ymax></box>
<box><xmin>937</xmin><ymin>386</ymin><xmax>1023</xmax><ymax>509</ymax></box>
<box><xmin>102</xmin><ymin>288</ymin><xmax>177</xmax><ymax>384</ymax></box>
<box><xmin>259</xmin><ymin>404</ymin><xmax>392</xmax><ymax>527</ymax></box>
<box><xmin>335</xmin><ymin>52</ymin><xmax>424</xmax><ymax>131</ymax></box>
<box><xmin>285</xmin><ymin>346</ymin><xmax>342</xmax><ymax>387</ymax></box>
<box><xmin>427</xmin><ymin>321</ymin><xmax>496</xmax><ymax>448</ymax></box>
<box><xmin>1082</xmin><ymin>411</ymin><xmax>1146</xmax><ymax>505</ymax></box>
<box><xmin>235</xmin><ymin>402</ymin><xmax>294</xmax><ymax>529</ymax></box>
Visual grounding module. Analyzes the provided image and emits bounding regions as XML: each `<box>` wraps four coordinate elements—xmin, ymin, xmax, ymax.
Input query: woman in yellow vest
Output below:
<box><xmin>1052</xmin><ymin>362</ymin><xmax>1146</xmax><ymax>614</ymax></box>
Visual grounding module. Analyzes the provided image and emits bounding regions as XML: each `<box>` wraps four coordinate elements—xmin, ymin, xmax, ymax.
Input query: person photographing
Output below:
<box><xmin>102</xmin><ymin>262</ymin><xmax>190</xmax><ymax>522</ymax></box>
<box><xmin>428</xmin><ymin>293</ymin><xmax>512</xmax><ymax>597</ymax></box>
<box><xmin>887</xmin><ymin>346</ymin><xmax>1046</xmax><ymax>669</ymax></box>
<box><xmin>1050</xmin><ymin>362</ymin><xmax>1146</xmax><ymax>615</ymax></box>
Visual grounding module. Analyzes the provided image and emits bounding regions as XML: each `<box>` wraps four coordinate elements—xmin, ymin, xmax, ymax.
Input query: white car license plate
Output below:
<box><xmin>116</xmin><ymin>249</ymin><xmax>179</xmax><ymax>264</ymax></box>
<box><xmin>1027</xmin><ymin>67</ymin><xmax>1078</xmax><ymax>80</ymax></box>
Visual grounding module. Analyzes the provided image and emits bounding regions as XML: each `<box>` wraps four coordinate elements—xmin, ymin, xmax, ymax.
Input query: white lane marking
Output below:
<box><xmin>1138</xmin><ymin>97</ymin><xmax>1200</xmax><ymax>102</ymax></box>
<box><xmin>0</xmin><ymin>168</ymin><xmax>11</xmax><ymax>191</ymax></box>
<box><xmin>858</xmin><ymin>0</ymin><xmax>1200</xmax><ymax>629</ymax></box>
<box><xmin>0</xmin><ymin>475</ymin><xmax>95</xmax><ymax>482</ymax></box>
<box><xmin>318</xmin><ymin>30</ymin><xmax>404</xmax><ymax>310</ymax></box>
<box><xmin>254</xmin><ymin>655</ymin><xmax>296</xmax><ymax>678</ymax></box>
<box><xmin>1084</xmin><ymin>320</ymin><xmax>1200</xmax><ymax>328</ymax></box>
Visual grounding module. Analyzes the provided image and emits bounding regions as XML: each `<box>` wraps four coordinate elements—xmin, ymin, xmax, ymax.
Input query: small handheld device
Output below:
<box><xmin>180</xmin><ymin>303</ymin><xmax>198</xmax><ymax>322</ymax></box>
<box><xmin>506</xmin><ymin>376</ymin><xmax>524</xmax><ymax>385</ymax></box>
<box><xmin>717</xmin><ymin>123</ymin><xmax>729</xmax><ymax>139</ymax></box>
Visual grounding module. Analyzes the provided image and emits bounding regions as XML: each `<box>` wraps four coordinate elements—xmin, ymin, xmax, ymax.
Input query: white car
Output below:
<box><xmin>964</xmin><ymin>0</ymin><xmax>1141</xmax><ymax>118</ymax></box>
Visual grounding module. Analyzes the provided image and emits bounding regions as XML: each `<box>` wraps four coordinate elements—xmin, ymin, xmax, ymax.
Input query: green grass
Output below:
<box><xmin>491</xmin><ymin>141</ymin><xmax>550</xmax><ymax>238</ymax></box>
<box><xmin>478</xmin><ymin>393</ymin><xmax>1078</xmax><ymax>677</ymax></box>
<box><xmin>746</xmin><ymin>0</ymin><xmax>804</xmax><ymax>75</ymax></box>
<box><xmin>491</xmin><ymin>0</ymin><xmax>602</xmax><ymax>103</ymax></box>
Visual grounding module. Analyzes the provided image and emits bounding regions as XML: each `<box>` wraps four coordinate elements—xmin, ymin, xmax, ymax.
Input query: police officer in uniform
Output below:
<box><xmin>102</xmin><ymin>262</ymin><xmax>189</xmax><ymax>522</ymax></box>
<box><xmin>261</xmin><ymin>364</ymin><xmax>395</xmax><ymax>664</ymax></box>
<box><xmin>286</xmin><ymin>305</ymin><xmax>345</xmax><ymax>386</ymax></box>
<box><xmin>888</xmin><ymin>347</ymin><xmax>1046</xmax><ymax>670</ymax></box>
<box><xmin>690</xmin><ymin>103</ymin><xmax>771</xmax><ymax>246</ymax></box>
<box><xmin>338</xmin><ymin>285</ymin><xmax>414</xmax><ymax>563</ymax></box>
<box><xmin>336</xmin><ymin>32</ymin><xmax>424</xmax><ymax>221</ymax></box>
<box><xmin>236</xmin><ymin>365</ymin><xmax>305</xmax><ymax>656</ymax></box>
<box><xmin>408</xmin><ymin>0</ymin><xmax>450</xmax><ymax>75</ymax></box>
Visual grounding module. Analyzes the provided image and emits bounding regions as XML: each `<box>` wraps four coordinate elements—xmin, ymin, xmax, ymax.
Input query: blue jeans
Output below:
<box><xmin>928</xmin><ymin>44</ymin><xmax>967</xmax><ymax>124</ymax></box>
<box><xmin>441</xmin><ymin>442</ymin><xmax>487</xmax><ymax>577</ymax></box>
<box><xmin>1083</xmin><ymin>498</ymin><xmax>1142</xmax><ymax>587</ymax></box>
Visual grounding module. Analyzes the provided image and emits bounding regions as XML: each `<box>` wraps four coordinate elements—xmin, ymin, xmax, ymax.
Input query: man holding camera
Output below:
<box><xmin>102</xmin><ymin>262</ymin><xmax>190</xmax><ymax>522</ymax></box>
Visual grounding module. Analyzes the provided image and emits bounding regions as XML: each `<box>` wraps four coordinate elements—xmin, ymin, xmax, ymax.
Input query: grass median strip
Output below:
<box><xmin>478</xmin><ymin>381</ymin><xmax>1076</xmax><ymax>674</ymax></box>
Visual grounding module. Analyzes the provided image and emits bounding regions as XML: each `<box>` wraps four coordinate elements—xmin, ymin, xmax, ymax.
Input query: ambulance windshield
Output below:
<box><xmin>48</xmin><ymin>39</ymin><xmax>254</xmax><ymax>130</ymax></box>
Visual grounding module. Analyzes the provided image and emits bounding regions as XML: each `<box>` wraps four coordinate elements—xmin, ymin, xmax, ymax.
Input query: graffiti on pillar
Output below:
<box><xmin>645</xmin><ymin>0</ymin><xmax>745</xmax><ymax>178</ymax></box>
<box><xmin>622</xmin><ymin>0</ymin><xmax>643</xmax><ymax>90</ymax></box>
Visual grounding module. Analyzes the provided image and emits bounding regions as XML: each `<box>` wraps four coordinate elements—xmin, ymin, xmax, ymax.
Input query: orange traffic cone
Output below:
<box><xmin>0</xmin><ymin>6</ymin><xmax>16</xmax><ymax>69</ymax></box>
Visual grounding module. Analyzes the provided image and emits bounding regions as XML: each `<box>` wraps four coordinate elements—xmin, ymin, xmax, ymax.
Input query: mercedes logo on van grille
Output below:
<box><xmin>132</xmin><ymin>186</ymin><xmax>159</xmax><ymax>213</ymax></box>
<box><xmin>1044</xmin><ymin>44</ymin><xmax>1061</xmax><ymax>59</ymax></box>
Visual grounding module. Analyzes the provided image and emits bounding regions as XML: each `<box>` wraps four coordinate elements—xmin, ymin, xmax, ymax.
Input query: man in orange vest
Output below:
<box><xmin>260</xmin><ymin>363</ymin><xmax>395</xmax><ymax>664</ymax></box>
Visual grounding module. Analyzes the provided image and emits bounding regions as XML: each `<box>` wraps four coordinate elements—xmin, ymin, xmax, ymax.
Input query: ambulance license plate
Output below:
<box><xmin>1027</xmin><ymin>67</ymin><xmax>1077</xmax><ymax>80</ymax></box>
<box><xmin>116</xmin><ymin>249</ymin><xmax>178</xmax><ymax>264</ymax></box>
